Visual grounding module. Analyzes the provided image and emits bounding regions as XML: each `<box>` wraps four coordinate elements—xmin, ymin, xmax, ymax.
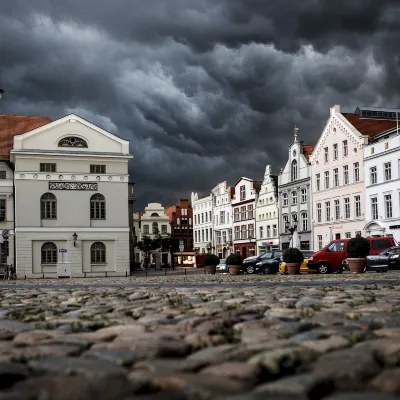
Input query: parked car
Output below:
<box><xmin>365</xmin><ymin>246</ymin><xmax>400</xmax><ymax>272</ymax></box>
<box><xmin>253</xmin><ymin>251</ymin><xmax>283</xmax><ymax>274</ymax></box>
<box><xmin>279</xmin><ymin>250</ymin><xmax>315</xmax><ymax>274</ymax></box>
<box><xmin>216</xmin><ymin>259</ymin><xmax>228</xmax><ymax>273</ymax></box>
<box><xmin>307</xmin><ymin>236</ymin><xmax>396</xmax><ymax>274</ymax></box>
<box><xmin>242</xmin><ymin>255</ymin><xmax>262</xmax><ymax>274</ymax></box>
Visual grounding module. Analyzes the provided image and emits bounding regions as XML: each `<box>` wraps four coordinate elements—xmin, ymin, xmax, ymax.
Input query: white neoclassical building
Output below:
<box><xmin>11</xmin><ymin>114</ymin><xmax>132</xmax><ymax>278</ymax></box>
<box><xmin>363</xmin><ymin>116</ymin><xmax>400</xmax><ymax>243</ymax></box>
<box><xmin>310</xmin><ymin>105</ymin><xmax>397</xmax><ymax>250</ymax></box>
<box><xmin>211</xmin><ymin>181</ymin><xmax>233</xmax><ymax>259</ymax></box>
<box><xmin>140</xmin><ymin>202</ymin><xmax>171</xmax><ymax>264</ymax></box>
<box><xmin>256</xmin><ymin>165</ymin><xmax>279</xmax><ymax>253</ymax></box>
<box><xmin>191</xmin><ymin>192</ymin><xmax>213</xmax><ymax>254</ymax></box>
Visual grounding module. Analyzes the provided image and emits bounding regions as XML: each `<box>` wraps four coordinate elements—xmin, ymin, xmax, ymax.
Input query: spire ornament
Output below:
<box><xmin>294</xmin><ymin>125</ymin><xmax>299</xmax><ymax>140</ymax></box>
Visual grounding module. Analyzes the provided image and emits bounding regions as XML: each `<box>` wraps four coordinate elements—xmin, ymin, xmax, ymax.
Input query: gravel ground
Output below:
<box><xmin>0</xmin><ymin>275</ymin><xmax>400</xmax><ymax>399</ymax></box>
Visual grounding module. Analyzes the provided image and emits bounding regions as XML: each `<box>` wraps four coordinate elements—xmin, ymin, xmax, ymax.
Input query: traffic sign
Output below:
<box><xmin>58</xmin><ymin>248</ymin><xmax>67</xmax><ymax>253</ymax></box>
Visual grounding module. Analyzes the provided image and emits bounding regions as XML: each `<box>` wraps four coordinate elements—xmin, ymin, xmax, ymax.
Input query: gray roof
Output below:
<box><xmin>356</xmin><ymin>106</ymin><xmax>400</xmax><ymax>113</ymax></box>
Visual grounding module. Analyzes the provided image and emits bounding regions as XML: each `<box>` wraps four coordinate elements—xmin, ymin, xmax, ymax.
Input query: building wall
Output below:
<box><xmin>211</xmin><ymin>181</ymin><xmax>233</xmax><ymax>258</ymax></box>
<box><xmin>310</xmin><ymin>106</ymin><xmax>366</xmax><ymax>250</ymax></box>
<box><xmin>278</xmin><ymin>137</ymin><xmax>313</xmax><ymax>250</ymax></box>
<box><xmin>12</xmin><ymin>115</ymin><xmax>131</xmax><ymax>277</ymax></box>
<box><xmin>232</xmin><ymin>178</ymin><xmax>259</xmax><ymax>258</ymax></box>
<box><xmin>364</xmin><ymin>134</ymin><xmax>400</xmax><ymax>243</ymax></box>
<box><xmin>191</xmin><ymin>193</ymin><xmax>213</xmax><ymax>254</ymax></box>
<box><xmin>256</xmin><ymin>166</ymin><xmax>279</xmax><ymax>252</ymax></box>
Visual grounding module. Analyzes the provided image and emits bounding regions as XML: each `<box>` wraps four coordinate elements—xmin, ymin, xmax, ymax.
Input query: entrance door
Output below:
<box><xmin>335</xmin><ymin>233</ymin><xmax>341</xmax><ymax>239</ymax></box>
<box><xmin>242</xmin><ymin>246</ymin><xmax>247</xmax><ymax>259</ymax></box>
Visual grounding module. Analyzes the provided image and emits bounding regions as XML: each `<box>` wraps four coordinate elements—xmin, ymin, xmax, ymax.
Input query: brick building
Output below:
<box><xmin>164</xmin><ymin>199</ymin><xmax>194</xmax><ymax>267</ymax></box>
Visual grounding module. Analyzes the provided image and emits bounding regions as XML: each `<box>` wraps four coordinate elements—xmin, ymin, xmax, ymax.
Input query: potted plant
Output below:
<box><xmin>283</xmin><ymin>248</ymin><xmax>304</xmax><ymax>275</ymax></box>
<box><xmin>347</xmin><ymin>236</ymin><xmax>370</xmax><ymax>273</ymax></box>
<box><xmin>203</xmin><ymin>254</ymin><xmax>220</xmax><ymax>274</ymax></box>
<box><xmin>226</xmin><ymin>253</ymin><xmax>243</xmax><ymax>275</ymax></box>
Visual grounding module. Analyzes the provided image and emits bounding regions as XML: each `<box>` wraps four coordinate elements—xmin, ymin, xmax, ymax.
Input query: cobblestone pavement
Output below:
<box><xmin>1</xmin><ymin>275</ymin><xmax>400</xmax><ymax>399</ymax></box>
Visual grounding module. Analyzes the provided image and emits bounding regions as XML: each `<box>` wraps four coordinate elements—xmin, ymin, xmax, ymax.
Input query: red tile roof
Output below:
<box><xmin>302</xmin><ymin>145</ymin><xmax>314</xmax><ymax>160</ymax></box>
<box><xmin>0</xmin><ymin>114</ymin><xmax>51</xmax><ymax>160</ymax></box>
<box><xmin>341</xmin><ymin>113</ymin><xmax>397</xmax><ymax>139</ymax></box>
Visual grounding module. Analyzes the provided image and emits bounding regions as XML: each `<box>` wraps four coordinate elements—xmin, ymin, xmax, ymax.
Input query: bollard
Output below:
<box><xmin>126</xmin><ymin>271</ymin><xmax>128</xmax><ymax>277</ymax></box>
<box><xmin>105</xmin><ymin>271</ymin><xmax>108</xmax><ymax>277</ymax></box>
<box><xmin>84</xmin><ymin>272</ymin><xmax>86</xmax><ymax>278</ymax></box>
<box><xmin>24</xmin><ymin>275</ymin><xmax>26</xmax><ymax>280</ymax></box>
<box><xmin>165</xmin><ymin>269</ymin><xmax>167</xmax><ymax>276</ymax></box>
<box><xmin>145</xmin><ymin>269</ymin><xmax>147</xmax><ymax>277</ymax></box>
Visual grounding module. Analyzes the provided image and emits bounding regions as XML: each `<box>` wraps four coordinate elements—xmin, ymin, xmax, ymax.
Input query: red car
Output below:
<box><xmin>307</xmin><ymin>236</ymin><xmax>396</xmax><ymax>274</ymax></box>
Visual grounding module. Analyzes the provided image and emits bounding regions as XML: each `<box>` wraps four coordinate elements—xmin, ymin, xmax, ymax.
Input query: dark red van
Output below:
<box><xmin>307</xmin><ymin>236</ymin><xmax>396</xmax><ymax>274</ymax></box>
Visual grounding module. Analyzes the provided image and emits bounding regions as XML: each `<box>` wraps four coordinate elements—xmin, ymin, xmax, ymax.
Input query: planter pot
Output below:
<box><xmin>229</xmin><ymin>265</ymin><xmax>241</xmax><ymax>275</ymax></box>
<box><xmin>205</xmin><ymin>265</ymin><xmax>217</xmax><ymax>275</ymax></box>
<box><xmin>347</xmin><ymin>258</ymin><xmax>366</xmax><ymax>273</ymax></box>
<box><xmin>286</xmin><ymin>262</ymin><xmax>301</xmax><ymax>275</ymax></box>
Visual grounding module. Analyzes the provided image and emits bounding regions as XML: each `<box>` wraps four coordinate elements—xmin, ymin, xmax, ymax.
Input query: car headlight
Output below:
<box><xmin>308</xmin><ymin>256</ymin><xmax>313</xmax><ymax>261</ymax></box>
<box><xmin>391</xmin><ymin>254</ymin><xmax>399</xmax><ymax>259</ymax></box>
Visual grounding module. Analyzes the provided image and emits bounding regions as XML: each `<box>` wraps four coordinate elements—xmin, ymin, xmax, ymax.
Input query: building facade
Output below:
<box><xmin>140</xmin><ymin>202</ymin><xmax>171</xmax><ymax>264</ymax></box>
<box><xmin>256</xmin><ymin>165</ymin><xmax>279</xmax><ymax>253</ymax></box>
<box><xmin>165</xmin><ymin>199</ymin><xmax>194</xmax><ymax>266</ymax></box>
<box><xmin>231</xmin><ymin>177</ymin><xmax>261</xmax><ymax>259</ymax></box>
<box><xmin>364</xmin><ymin>122</ymin><xmax>400</xmax><ymax>243</ymax></box>
<box><xmin>211</xmin><ymin>181</ymin><xmax>233</xmax><ymax>259</ymax></box>
<box><xmin>0</xmin><ymin>114</ymin><xmax>52</xmax><ymax>268</ymax></box>
<box><xmin>278</xmin><ymin>128</ymin><xmax>314</xmax><ymax>250</ymax></box>
<box><xmin>191</xmin><ymin>192</ymin><xmax>213</xmax><ymax>254</ymax></box>
<box><xmin>11</xmin><ymin>114</ymin><xmax>132</xmax><ymax>278</ymax></box>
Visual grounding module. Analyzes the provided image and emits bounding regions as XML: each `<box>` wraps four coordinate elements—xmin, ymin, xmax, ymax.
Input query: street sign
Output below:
<box><xmin>58</xmin><ymin>248</ymin><xmax>67</xmax><ymax>253</ymax></box>
<box><xmin>179</xmin><ymin>245</ymin><xmax>184</xmax><ymax>252</ymax></box>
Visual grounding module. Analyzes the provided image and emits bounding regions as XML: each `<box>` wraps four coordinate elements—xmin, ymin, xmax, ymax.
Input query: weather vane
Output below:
<box><xmin>294</xmin><ymin>125</ymin><xmax>299</xmax><ymax>139</ymax></box>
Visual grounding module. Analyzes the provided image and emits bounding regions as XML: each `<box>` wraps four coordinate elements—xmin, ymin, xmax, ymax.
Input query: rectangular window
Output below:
<box><xmin>220</xmin><ymin>211</ymin><xmax>225</xmax><ymax>224</ymax></box>
<box><xmin>354</xmin><ymin>162</ymin><xmax>360</xmax><ymax>182</ymax></box>
<box><xmin>205</xmin><ymin>229</ymin><xmax>209</xmax><ymax>241</ymax></box>
<box><xmin>343</xmin><ymin>140</ymin><xmax>348</xmax><ymax>157</ymax></box>
<box><xmin>247</xmin><ymin>205</ymin><xmax>254</xmax><ymax>220</ymax></box>
<box><xmin>324</xmin><ymin>147</ymin><xmax>329</xmax><ymax>162</ymax></box>
<box><xmin>248</xmin><ymin>224</ymin><xmax>254</xmax><ymax>239</ymax></box>
<box><xmin>334</xmin><ymin>199</ymin><xmax>340</xmax><ymax>220</ymax></box>
<box><xmin>241</xmin><ymin>225</ymin><xmax>247</xmax><ymax>240</ymax></box>
<box><xmin>273</xmin><ymin>225</ymin><xmax>277</xmax><ymax>237</ymax></box>
<box><xmin>324</xmin><ymin>171</ymin><xmax>329</xmax><ymax>189</ymax></box>
<box><xmin>241</xmin><ymin>206</ymin><xmax>246</xmax><ymax>220</ymax></box>
<box><xmin>205</xmin><ymin>213</ymin><xmax>208</xmax><ymax>223</ymax></box>
<box><xmin>267</xmin><ymin>225</ymin><xmax>271</xmax><ymax>237</ymax></box>
<box><xmin>370</xmin><ymin>166</ymin><xmax>377</xmax><ymax>184</ymax></box>
<box><xmin>334</xmin><ymin>168</ymin><xmax>339</xmax><ymax>187</ymax></box>
<box><xmin>259</xmin><ymin>226</ymin><xmax>263</xmax><ymax>238</ymax></box>
<box><xmin>283</xmin><ymin>193</ymin><xmax>288</xmax><ymax>206</ymax></box>
<box><xmin>195</xmin><ymin>231</ymin><xmax>198</xmax><ymax>243</ymax></box>
<box><xmin>292</xmin><ymin>191</ymin><xmax>297</xmax><ymax>205</ymax></box>
<box><xmin>385</xmin><ymin>194</ymin><xmax>393</xmax><ymax>218</ymax></box>
<box><xmin>222</xmin><ymin>231</ymin><xmax>226</xmax><ymax>244</ymax></box>
<box><xmin>210</xmin><ymin>228</ymin><xmax>212</xmax><ymax>241</ymax></box>
<box><xmin>344</xmin><ymin>198</ymin><xmax>350</xmax><ymax>219</ymax></box>
<box><xmin>90</xmin><ymin>165</ymin><xmax>106</xmax><ymax>174</ymax></box>
<box><xmin>333</xmin><ymin>144</ymin><xmax>338</xmax><ymax>160</ymax></box>
<box><xmin>161</xmin><ymin>225</ymin><xmax>168</xmax><ymax>234</ymax></box>
<box><xmin>40</xmin><ymin>163</ymin><xmax>57</xmax><ymax>172</ymax></box>
<box><xmin>0</xmin><ymin>199</ymin><xmax>6</xmax><ymax>221</ymax></box>
<box><xmin>201</xmin><ymin>213</ymin><xmax>204</xmax><ymax>223</ymax></box>
<box><xmin>209</xmin><ymin>211</ymin><xmax>212</xmax><ymax>221</ymax></box>
<box><xmin>355</xmin><ymin>196</ymin><xmax>361</xmax><ymax>218</ymax></box>
<box><xmin>143</xmin><ymin>225</ymin><xmax>149</xmax><ymax>234</ymax></box>
<box><xmin>345</xmin><ymin>232</ymin><xmax>351</xmax><ymax>238</ymax></box>
<box><xmin>384</xmin><ymin>162</ymin><xmax>392</xmax><ymax>181</ymax></box>
<box><xmin>343</xmin><ymin>165</ymin><xmax>349</xmax><ymax>185</ymax></box>
<box><xmin>325</xmin><ymin>201</ymin><xmax>331</xmax><ymax>222</ymax></box>
<box><xmin>240</xmin><ymin>185</ymin><xmax>246</xmax><ymax>201</ymax></box>
<box><xmin>302</xmin><ymin>213</ymin><xmax>308</xmax><ymax>231</ymax></box>
<box><xmin>371</xmin><ymin>197</ymin><xmax>378</xmax><ymax>220</ymax></box>
<box><xmin>216</xmin><ymin>231</ymin><xmax>221</xmax><ymax>244</ymax></box>
<box><xmin>317</xmin><ymin>203</ymin><xmax>322</xmax><ymax>223</ymax></box>
<box><xmin>234</xmin><ymin>208</ymin><xmax>239</xmax><ymax>222</ymax></box>
<box><xmin>202</xmin><ymin>230</ymin><xmax>205</xmax><ymax>242</ymax></box>
<box><xmin>317</xmin><ymin>235</ymin><xmax>323</xmax><ymax>250</ymax></box>
<box><xmin>316</xmin><ymin>174</ymin><xmax>320</xmax><ymax>191</ymax></box>
<box><xmin>0</xmin><ymin>171</ymin><xmax>6</xmax><ymax>179</ymax></box>
<box><xmin>301</xmin><ymin>188</ymin><xmax>307</xmax><ymax>203</ymax></box>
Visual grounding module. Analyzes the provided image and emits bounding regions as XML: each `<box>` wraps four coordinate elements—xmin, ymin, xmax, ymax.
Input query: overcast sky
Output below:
<box><xmin>1</xmin><ymin>1</ymin><xmax>400</xmax><ymax>209</ymax></box>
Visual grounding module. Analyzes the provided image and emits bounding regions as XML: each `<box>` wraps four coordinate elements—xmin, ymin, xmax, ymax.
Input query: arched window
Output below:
<box><xmin>58</xmin><ymin>136</ymin><xmax>88</xmax><ymax>148</ymax></box>
<box><xmin>90</xmin><ymin>194</ymin><xmax>106</xmax><ymax>219</ymax></box>
<box><xmin>41</xmin><ymin>193</ymin><xmax>57</xmax><ymax>219</ymax></box>
<box><xmin>291</xmin><ymin>160</ymin><xmax>298</xmax><ymax>181</ymax></box>
<box><xmin>151</xmin><ymin>213</ymin><xmax>159</xmax><ymax>217</ymax></box>
<box><xmin>152</xmin><ymin>222</ymin><xmax>159</xmax><ymax>234</ymax></box>
<box><xmin>91</xmin><ymin>242</ymin><xmax>106</xmax><ymax>264</ymax></box>
<box><xmin>41</xmin><ymin>242</ymin><xmax>57</xmax><ymax>264</ymax></box>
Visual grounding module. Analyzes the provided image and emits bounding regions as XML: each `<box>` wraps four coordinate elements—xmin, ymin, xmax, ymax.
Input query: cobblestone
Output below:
<box><xmin>0</xmin><ymin>275</ymin><xmax>400</xmax><ymax>398</ymax></box>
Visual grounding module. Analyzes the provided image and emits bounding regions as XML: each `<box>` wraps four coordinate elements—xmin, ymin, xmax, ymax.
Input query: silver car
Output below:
<box><xmin>216</xmin><ymin>259</ymin><xmax>228</xmax><ymax>273</ymax></box>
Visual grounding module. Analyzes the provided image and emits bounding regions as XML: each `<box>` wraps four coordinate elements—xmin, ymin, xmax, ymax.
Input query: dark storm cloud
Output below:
<box><xmin>1</xmin><ymin>0</ymin><xmax>400</xmax><ymax>208</ymax></box>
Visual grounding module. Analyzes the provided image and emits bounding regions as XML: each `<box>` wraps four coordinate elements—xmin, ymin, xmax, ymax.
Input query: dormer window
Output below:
<box><xmin>58</xmin><ymin>136</ymin><xmax>88</xmax><ymax>148</ymax></box>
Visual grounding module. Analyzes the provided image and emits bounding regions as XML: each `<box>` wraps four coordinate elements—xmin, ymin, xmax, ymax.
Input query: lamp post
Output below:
<box><xmin>72</xmin><ymin>232</ymin><xmax>78</xmax><ymax>247</ymax></box>
<box><xmin>285</xmin><ymin>216</ymin><xmax>298</xmax><ymax>248</ymax></box>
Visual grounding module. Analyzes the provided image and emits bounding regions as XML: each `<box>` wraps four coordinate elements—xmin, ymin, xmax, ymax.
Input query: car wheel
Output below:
<box><xmin>246</xmin><ymin>265</ymin><xmax>255</xmax><ymax>274</ymax></box>
<box><xmin>263</xmin><ymin>266</ymin><xmax>271</xmax><ymax>274</ymax></box>
<box><xmin>318</xmin><ymin>263</ymin><xmax>330</xmax><ymax>274</ymax></box>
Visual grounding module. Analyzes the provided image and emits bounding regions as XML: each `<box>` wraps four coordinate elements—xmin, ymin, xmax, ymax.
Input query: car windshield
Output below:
<box><xmin>219</xmin><ymin>259</ymin><xmax>226</xmax><ymax>264</ymax></box>
<box><xmin>259</xmin><ymin>252</ymin><xmax>273</xmax><ymax>260</ymax></box>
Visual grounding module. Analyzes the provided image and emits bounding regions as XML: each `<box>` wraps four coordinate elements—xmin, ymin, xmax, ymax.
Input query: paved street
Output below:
<box><xmin>1</xmin><ymin>274</ymin><xmax>400</xmax><ymax>399</ymax></box>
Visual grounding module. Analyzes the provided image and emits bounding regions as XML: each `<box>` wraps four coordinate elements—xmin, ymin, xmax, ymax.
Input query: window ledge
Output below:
<box><xmin>91</xmin><ymin>263</ymin><xmax>107</xmax><ymax>266</ymax></box>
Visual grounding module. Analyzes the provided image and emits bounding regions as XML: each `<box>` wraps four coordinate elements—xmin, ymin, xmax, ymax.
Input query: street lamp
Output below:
<box><xmin>285</xmin><ymin>215</ymin><xmax>298</xmax><ymax>247</ymax></box>
<box><xmin>72</xmin><ymin>232</ymin><xmax>78</xmax><ymax>247</ymax></box>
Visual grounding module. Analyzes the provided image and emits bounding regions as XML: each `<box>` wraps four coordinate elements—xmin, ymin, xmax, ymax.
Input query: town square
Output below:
<box><xmin>2</xmin><ymin>0</ymin><xmax>400</xmax><ymax>398</ymax></box>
